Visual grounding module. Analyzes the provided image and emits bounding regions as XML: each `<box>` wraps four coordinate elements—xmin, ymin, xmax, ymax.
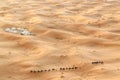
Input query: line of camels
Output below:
<box><xmin>30</xmin><ymin>66</ymin><xmax>79</xmax><ymax>73</ymax></box>
<box><xmin>30</xmin><ymin>61</ymin><xmax>104</xmax><ymax>73</ymax></box>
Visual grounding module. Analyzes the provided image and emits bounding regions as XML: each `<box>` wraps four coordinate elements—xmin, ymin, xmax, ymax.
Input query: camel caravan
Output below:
<box><xmin>92</xmin><ymin>61</ymin><xmax>104</xmax><ymax>64</ymax></box>
<box><xmin>30</xmin><ymin>66</ymin><xmax>79</xmax><ymax>73</ymax></box>
<box><xmin>30</xmin><ymin>61</ymin><xmax>104</xmax><ymax>73</ymax></box>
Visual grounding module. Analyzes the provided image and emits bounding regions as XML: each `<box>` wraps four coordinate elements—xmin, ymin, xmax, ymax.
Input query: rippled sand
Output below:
<box><xmin>0</xmin><ymin>0</ymin><xmax>120</xmax><ymax>80</ymax></box>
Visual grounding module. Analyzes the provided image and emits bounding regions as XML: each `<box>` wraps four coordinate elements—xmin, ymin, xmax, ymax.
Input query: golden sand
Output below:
<box><xmin>0</xmin><ymin>0</ymin><xmax>120</xmax><ymax>80</ymax></box>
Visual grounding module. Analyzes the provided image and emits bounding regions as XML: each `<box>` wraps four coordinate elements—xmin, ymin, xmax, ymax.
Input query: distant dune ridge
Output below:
<box><xmin>0</xmin><ymin>0</ymin><xmax>120</xmax><ymax>80</ymax></box>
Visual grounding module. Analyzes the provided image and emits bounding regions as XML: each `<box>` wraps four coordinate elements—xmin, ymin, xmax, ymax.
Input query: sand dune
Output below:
<box><xmin>0</xmin><ymin>0</ymin><xmax>120</xmax><ymax>80</ymax></box>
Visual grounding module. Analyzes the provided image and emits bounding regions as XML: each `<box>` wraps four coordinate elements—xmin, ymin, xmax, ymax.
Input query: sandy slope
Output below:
<box><xmin>0</xmin><ymin>0</ymin><xmax>120</xmax><ymax>80</ymax></box>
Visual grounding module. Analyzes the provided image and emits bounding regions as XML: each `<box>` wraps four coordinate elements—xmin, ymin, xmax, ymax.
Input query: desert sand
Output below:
<box><xmin>0</xmin><ymin>0</ymin><xmax>120</xmax><ymax>80</ymax></box>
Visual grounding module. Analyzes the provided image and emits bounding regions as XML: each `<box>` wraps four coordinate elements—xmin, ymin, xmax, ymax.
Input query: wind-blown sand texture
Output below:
<box><xmin>0</xmin><ymin>0</ymin><xmax>120</xmax><ymax>80</ymax></box>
